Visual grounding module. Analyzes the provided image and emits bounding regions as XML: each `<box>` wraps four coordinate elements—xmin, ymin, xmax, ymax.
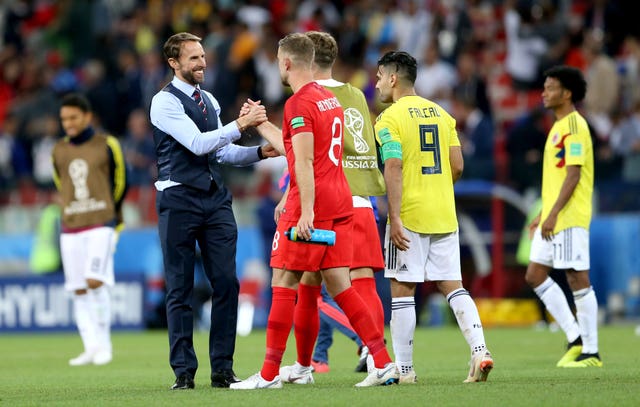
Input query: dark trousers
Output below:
<box><xmin>157</xmin><ymin>184</ymin><xmax>239</xmax><ymax>379</ymax></box>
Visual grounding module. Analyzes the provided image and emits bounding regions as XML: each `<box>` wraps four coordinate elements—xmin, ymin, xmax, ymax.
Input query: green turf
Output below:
<box><xmin>2</xmin><ymin>325</ymin><xmax>639</xmax><ymax>406</ymax></box>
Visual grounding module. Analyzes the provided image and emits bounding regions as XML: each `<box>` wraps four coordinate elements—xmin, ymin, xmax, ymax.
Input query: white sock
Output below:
<box><xmin>534</xmin><ymin>277</ymin><xmax>580</xmax><ymax>343</ymax></box>
<box><xmin>574</xmin><ymin>287</ymin><xmax>599</xmax><ymax>354</ymax></box>
<box><xmin>391</xmin><ymin>296</ymin><xmax>415</xmax><ymax>375</ymax></box>
<box><xmin>91</xmin><ymin>286</ymin><xmax>112</xmax><ymax>353</ymax></box>
<box><xmin>447</xmin><ymin>288</ymin><xmax>487</xmax><ymax>355</ymax></box>
<box><xmin>73</xmin><ymin>293</ymin><xmax>97</xmax><ymax>353</ymax></box>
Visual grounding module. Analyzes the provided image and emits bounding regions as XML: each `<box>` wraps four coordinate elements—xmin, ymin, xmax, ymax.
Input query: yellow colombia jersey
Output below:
<box><xmin>375</xmin><ymin>95</ymin><xmax>460</xmax><ymax>234</ymax></box>
<box><xmin>541</xmin><ymin>110</ymin><xmax>594</xmax><ymax>232</ymax></box>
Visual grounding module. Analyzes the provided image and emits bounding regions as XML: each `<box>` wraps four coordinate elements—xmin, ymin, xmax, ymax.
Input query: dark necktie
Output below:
<box><xmin>192</xmin><ymin>89</ymin><xmax>207</xmax><ymax>116</ymax></box>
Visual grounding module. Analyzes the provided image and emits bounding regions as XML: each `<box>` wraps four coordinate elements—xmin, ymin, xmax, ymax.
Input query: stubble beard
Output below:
<box><xmin>379</xmin><ymin>90</ymin><xmax>392</xmax><ymax>104</ymax></box>
<box><xmin>182</xmin><ymin>68</ymin><xmax>204</xmax><ymax>86</ymax></box>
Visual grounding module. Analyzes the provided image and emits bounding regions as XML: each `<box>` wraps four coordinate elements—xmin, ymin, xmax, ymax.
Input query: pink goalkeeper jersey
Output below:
<box><xmin>280</xmin><ymin>82</ymin><xmax>353</xmax><ymax>222</ymax></box>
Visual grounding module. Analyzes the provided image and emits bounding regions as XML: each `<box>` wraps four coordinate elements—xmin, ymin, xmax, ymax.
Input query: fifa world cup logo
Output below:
<box><xmin>68</xmin><ymin>158</ymin><xmax>90</xmax><ymax>201</ymax></box>
<box><xmin>344</xmin><ymin>108</ymin><xmax>369</xmax><ymax>154</ymax></box>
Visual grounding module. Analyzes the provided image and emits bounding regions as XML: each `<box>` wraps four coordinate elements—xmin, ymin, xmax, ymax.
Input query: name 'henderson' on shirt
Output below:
<box><xmin>316</xmin><ymin>97</ymin><xmax>341</xmax><ymax>112</ymax></box>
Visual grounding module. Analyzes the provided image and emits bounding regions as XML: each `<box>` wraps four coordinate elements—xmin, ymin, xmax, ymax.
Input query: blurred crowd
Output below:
<box><xmin>0</xmin><ymin>0</ymin><xmax>639</xmax><ymax>202</ymax></box>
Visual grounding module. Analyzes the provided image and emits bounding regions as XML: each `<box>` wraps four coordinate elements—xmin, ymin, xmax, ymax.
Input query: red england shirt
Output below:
<box><xmin>280</xmin><ymin>82</ymin><xmax>353</xmax><ymax>221</ymax></box>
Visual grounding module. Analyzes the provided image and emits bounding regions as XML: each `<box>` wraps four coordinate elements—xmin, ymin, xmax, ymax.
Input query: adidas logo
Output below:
<box><xmin>399</xmin><ymin>264</ymin><xmax>408</xmax><ymax>272</ymax></box>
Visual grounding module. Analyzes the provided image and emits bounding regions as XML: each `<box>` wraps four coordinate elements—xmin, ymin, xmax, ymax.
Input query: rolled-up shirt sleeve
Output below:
<box><xmin>149</xmin><ymin>90</ymin><xmax>241</xmax><ymax>156</ymax></box>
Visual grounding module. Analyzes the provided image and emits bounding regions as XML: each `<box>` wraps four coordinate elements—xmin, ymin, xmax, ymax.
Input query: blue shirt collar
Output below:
<box><xmin>171</xmin><ymin>76</ymin><xmax>199</xmax><ymax>97</ymax></box>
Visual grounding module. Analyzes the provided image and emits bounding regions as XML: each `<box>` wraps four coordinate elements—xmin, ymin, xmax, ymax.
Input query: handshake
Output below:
<box><xmin>237</xmin><ymin>99</ymin><xmax>285</xmax><ymax>156</ymax></box>
<box><xmin>235</xmin><ymin>99</ymin><xmax>267</xmax><ymax>131</ymax></box>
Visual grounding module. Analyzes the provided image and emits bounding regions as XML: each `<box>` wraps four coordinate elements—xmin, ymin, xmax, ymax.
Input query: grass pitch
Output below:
<box><xmin>2</xmin><ymin>325</ymin><xmax>639</xmax><ymax>406</ymax></box>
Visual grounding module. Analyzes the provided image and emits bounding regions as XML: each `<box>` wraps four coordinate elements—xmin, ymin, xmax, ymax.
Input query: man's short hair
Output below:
<box><xmin>305</xmin><ymin>31</ymin><xmax>338</xmax><ymax>69</ymax></box>
<box><xmin>278</xmin><ymin>33</ymin><xmax>315</xmax><ymax>67</ymax></box>
<box><xmin>163</xmin><ymin>32</ymin><xmax>202</xmax><ymax>61</ymax></box>
<box><xmin>544</xmin><ymin>65</ymin><xmax>587</xmax><ymax>103</ymax></box>
<box><xmin>61</xmin><ymin>93</ymin><xmax>92</xmax><ymax>113</ymax></box>
<box><xmin>377</xmin><ymin>51</ymin><xmax>418</xmax><ymax>85</ymax></box>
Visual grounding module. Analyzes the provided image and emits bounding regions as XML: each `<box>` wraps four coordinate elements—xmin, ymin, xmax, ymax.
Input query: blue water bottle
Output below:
<box><xmin>285</xmin><ymin>227</ymin><xmax>336</xmax><ymax>246</ymax></box>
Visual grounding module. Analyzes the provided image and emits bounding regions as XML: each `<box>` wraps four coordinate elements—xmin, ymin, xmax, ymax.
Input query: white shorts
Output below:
<box><xmin>60</xmin><ymin>226</ymin><xmax>116</xmax><ymax>291</ymax></box>
<box><xmin>383</xmin><ymin>225</ymin><xmax>462</xmax><ymax>282</ymax></box>
<box><xmin>529</xmin><ymin>227</ymin><xmax>590</xmax><ymax>271</ymax></box>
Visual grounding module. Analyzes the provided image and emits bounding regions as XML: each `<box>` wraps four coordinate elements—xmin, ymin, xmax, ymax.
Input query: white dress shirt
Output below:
<box><xmin>150</xmin><ymin>76</ymin><xmax>261</xmax><ymax>190</ymax></box>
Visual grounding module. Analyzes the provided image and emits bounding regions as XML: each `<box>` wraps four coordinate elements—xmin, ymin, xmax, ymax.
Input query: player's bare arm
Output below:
<box><xmin>384</xmin><ymin>157</ymin><xmax>410</xmax><ymax>251</ymax></box>
<box><xmin>240</xmin><ymin>99</ymin><xmax>286</xmax><ymax>154</ymax></box>
<box><xmin>528</xmin><ymin>213</ymin><xmax>541</xmax><ymax>239</ymax></box>
<box><xmin>255</xmin><ymin>121</ymin><xmax>285</xmax><ymax>155</ymax></box>
<box><xmin>541</xmin><ymin>165</ymin><xmax>581</xmax><ymax>241</ymax></box>
<box><xmin>449</xmin><ymin>145</ymin><xmax>464</xmax><ymax>183</ymax></box>
<box><xmin>292</xmin><ymin>131</ymin><xmax>315</xmax><ymax>241</ymax></box>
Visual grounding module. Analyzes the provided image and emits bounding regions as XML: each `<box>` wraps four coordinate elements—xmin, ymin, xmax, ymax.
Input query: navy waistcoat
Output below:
<box><xmin>153</xmin><ymin>83</ymin><xmax>223</xmax><ymax>190</ymax></box>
